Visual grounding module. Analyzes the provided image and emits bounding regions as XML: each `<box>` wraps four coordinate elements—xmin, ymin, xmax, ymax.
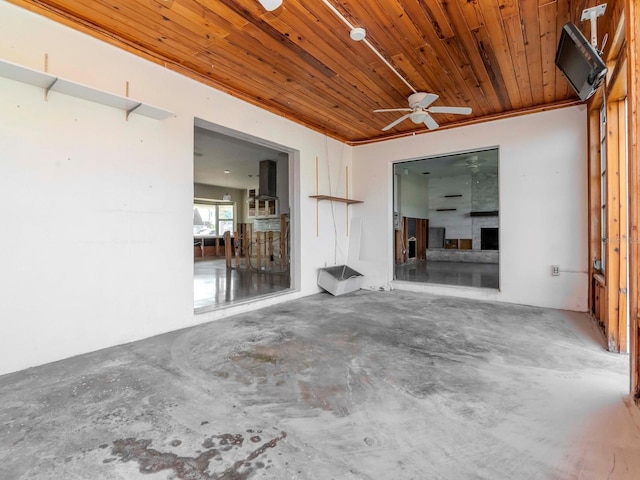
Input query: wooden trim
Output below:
<box><xmin>605</xmin><ymin>99</ymin><xmax>622</xmax><ymax>352</ymax></box>
<box><xmin>617</xmin><ymin>101</ymin><xmax>628</xmax><ymax>353</ymax></box>
<box><xmin>607</xmin><ymin>46</ymin><xmax>628</xmax><ymax>102</ymax></box>
<box><xmin>602</xmin><ymin>97</ymin><xmax>629</xmax><ymax>354</ymax></box>
<box><xmin>416</xmin><ymin>219</ymin><xmax>428</xmax><ymax>260</ymax></box>
<box><xmin>587</xmin><ymin>105</ymin><xmax>601</xmax><ymax>316</ymax></box>
<box><xmin>626</xmin><ymin>0</ymin><xmax>640</xmax><ymax>400</ymax></box>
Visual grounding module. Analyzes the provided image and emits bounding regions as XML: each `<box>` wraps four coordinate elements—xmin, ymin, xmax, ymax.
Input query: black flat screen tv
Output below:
<box><xmin>555</xmin><ymin>22</ymin><xmax>607</xmax><ymax>101</ymax></box>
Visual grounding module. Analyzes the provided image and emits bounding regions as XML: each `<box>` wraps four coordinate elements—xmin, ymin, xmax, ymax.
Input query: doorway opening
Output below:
<box><xmin>393</xmin><ymin>148</ymin><xmax>499</xmax><ymax>289</ymax></box>
<box><xmin>193</xmin><ymin>121</ymin><xmax>294</xmax><ymax>310</ymax></box>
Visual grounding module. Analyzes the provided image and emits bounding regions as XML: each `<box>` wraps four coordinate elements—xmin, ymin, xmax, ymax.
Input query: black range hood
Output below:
<box><xmin>256</xmin><ymin>159</ymin><xmax>278</xmax><ymax>200</ymax></box>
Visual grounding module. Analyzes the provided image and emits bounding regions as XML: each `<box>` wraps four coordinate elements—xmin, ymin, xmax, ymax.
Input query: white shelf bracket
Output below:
<box><xmin>125</xmin><ymin>103</ymin><xmax>142</xmax><ymax>121</ymax></box>
<box><xmin>44</xmin><ymin>78</ymin><xmax>58</xmax><ymax>101</ymax></box>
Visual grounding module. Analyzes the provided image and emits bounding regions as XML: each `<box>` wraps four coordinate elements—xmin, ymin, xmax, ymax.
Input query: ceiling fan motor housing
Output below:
<box><xmin>408</xmin><ymin>92</ymin><xmax>432</xmax><ymax>109</ymax></box>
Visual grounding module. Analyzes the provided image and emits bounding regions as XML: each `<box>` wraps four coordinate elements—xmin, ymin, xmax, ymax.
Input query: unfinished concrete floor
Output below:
<box><xmin>1</xmin><ymin>291</ymin><xmax>639</xmax><ymax>480</ymax></box>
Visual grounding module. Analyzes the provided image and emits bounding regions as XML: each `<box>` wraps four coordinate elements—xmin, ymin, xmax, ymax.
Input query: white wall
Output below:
<box><xmin>0</xmin><ymin>1</ymin><xmax>353</xmax><ymax>376</ymax></box>
<box><xmin>428</xmin><ymin>174</ymin><xmax>472</xmax><ymax>239</ymax></box>
<box><xmin>352</xmin><ymin>106</ymin><xmax>588</xmax><ymax>311</ymax></box>
<box><xmin>0</xmin><ymin>2</ymin><xmax>590</xmax><ymax>376</ymax></box>
<box><xmin>397</xmin><ymin>170</ymin><xmax>429</xmax><ymax>219</ymax></box>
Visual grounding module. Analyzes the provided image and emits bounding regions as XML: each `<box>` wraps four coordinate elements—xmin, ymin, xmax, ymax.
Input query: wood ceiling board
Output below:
<box><xmin>455</xmin><ymin>0</ymin><xmax>485</xmax><ymax>30</ymax></box>
<box><xmin>439</xmin><ymin>1</ymin><xmax>499</xmax><ymax>115</ymax></box>
<box><xmin>520</xmin><ymin>0</ymin><xmax>545</xmax><ymax>105</ymax></box>
<box><xmin>418</xmin><ymin>1</ymin><xmax>456</xmax><ymax>40</ymax></box>
<box><xmin>145</xmin><ymin>1</ymin><xmax>234</xmax><ymax>41</ymax></box>
<box><xmin>167</xmin><ymin>3</ymin><xmax>232</xmax><ymax>40</ymax></box>
<box><xmin>364</xmin><ymin>0</ymin><xmax>441</xmax><ymax>51</ymax></box>
<box><xmin>12</xmin><ymin>0</ymin><xmax>193</xmax><ymax>73</ymax></box>
<box><xmin>478</xmin><ymin>0</ymin><xmax>523</xmax><ymax>109</ymax></box>
<box><xmin>63</xmin><ymin>0</ymin><xmax>208</xmax><ymax>67</ymax></box>
<box><xmin>416</xmin><ymin>4</ymin><xmax>499</xmax><ymax>115</ymax></box>
<box><xmin>224</xmin><ymin>28</ymin><xmax>330</xmax><ymax>86</ymax></box>
<box><xmin>412</xmin><ymin>36</ymin><xmax>485</xmax><ymax>114</ymax></box>
<box><xmin>286</xmin><ymin>80</ymin><xmax>372</xmax><ymax>131</ymax></box>
<box><xmin>440</xmin><ymin>37</ymin><xmax>494</xmax><ymax>116</ymax></box>
<box><xmin>187</xmin><ymin>0</ymin><xmax>251</xmax><ymax>31</ymax></box>
<box><xmin>498</xmin><ymin>0</ymin><xmax>520</xmax><ymax>18</ymax></box>
<box><xmin>222</xmin><ymin>10</ymin><xmax>338</xmax><ymax>83</ymax></box>
<box><xmin>394</xmin><ymin>2</ymin><xmax>486</xmax><ymax>112</ymax></box>
<box><xmin>554</xmin><ymin>0</ymin><xmax>572</xmax><ymax>100</ymax></box>
<box><xmin>215</xmin><ymin>42</ymin><xmax>382</xmax><ymax>137</ymax></box>
<box><xmin>470</xmin><ymin>26</ymin><xmax>513</xmax><ymax>112</ymax></box>
<box><xmin>5</xmin><ymin>0</ymin><xmax>598</xmax><ymax>143</ymax></box>
<box><xmin>335</xmin><ymin>0</ymin><xmax>446</xmax><ymax>97</ymax></box>
<box><xmin>538</xmin><ymin>1</ymin><xmax>559</xmax><ymax>104</ymax></box>
<box><xmin>275</xmin><ymin>2</ymin><xmax>408</xmax><ymax>108</ymax></box>
<box><xmin>502</xmin><ymin>13</ymin><xmax>534</xmax><ymax>106</ymax></box>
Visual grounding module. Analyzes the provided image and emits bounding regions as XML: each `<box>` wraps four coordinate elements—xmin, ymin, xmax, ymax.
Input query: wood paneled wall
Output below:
<box><xmin>626</xmin><ymin>0</ymin><xmax>640</xmax><ymax>400</ymax></box>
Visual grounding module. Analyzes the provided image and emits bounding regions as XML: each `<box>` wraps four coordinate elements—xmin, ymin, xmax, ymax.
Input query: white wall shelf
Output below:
<box><xmin>308</xmin><ymin>195</ymin><xmax>363</xmax><ymax>205</ymax></box>
<box><xmin>0</xmin><ymin>58</ymin><xmax>174</xmax><ymax>120</ymax></box>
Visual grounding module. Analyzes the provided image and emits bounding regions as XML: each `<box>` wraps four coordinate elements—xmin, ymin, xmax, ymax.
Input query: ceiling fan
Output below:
<box><xmin>374</xmin><ymin>92</ymin><xmax>472</xmax><ymax>131</ymax></box>
<box><xmin>445</xmin><ymin>154</ymin><xmax>494</xmax><ymax>173</ymax></box>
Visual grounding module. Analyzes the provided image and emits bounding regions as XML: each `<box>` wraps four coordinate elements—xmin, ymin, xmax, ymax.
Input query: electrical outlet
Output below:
<box><xmin>551</xmin><ymin>265</ymin><xmax>560</xmax><ymax>276</ymax></box>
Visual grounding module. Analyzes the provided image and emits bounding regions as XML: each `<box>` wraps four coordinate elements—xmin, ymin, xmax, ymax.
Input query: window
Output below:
<box><xmin>218</xmin><ymin>204</ymin><xmax>234</xmax><ymax>234</ymax></box>
<box><xmin>193</xmin><ymin>201</ymin><xmax>234</xmax><ymax>236</ymax></box>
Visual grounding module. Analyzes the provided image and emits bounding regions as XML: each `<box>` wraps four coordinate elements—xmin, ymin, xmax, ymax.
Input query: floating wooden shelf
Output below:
<box><xmin>0</xmin><ymin>58</ymin><xmax>174</xmax><ymax>120</ymax></box>
<box><xmin>309</xmin><ymin>195</ymin><xmax>363</xmax><ymax>205</ymax></box>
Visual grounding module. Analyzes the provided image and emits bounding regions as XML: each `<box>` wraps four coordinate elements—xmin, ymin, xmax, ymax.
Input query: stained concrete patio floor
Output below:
<box><xmin>1</xmin><ymin>290</ymin><xmax>639</xmax><ymax>479</ymax></box>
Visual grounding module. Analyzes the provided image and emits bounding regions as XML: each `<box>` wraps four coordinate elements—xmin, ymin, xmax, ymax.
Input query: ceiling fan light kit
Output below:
<box><xmin>410</xmin><ymin>112</ymin><xmax>427</xmax><ymax>124</ymax></box>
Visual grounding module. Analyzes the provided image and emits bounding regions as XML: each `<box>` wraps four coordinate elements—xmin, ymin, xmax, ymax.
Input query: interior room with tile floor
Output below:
<box><xmin>394</xmin><ymin>260</ymin><xmax>500</xmax><ymax>289</ymax></box>
<box><xmin>1</xmin><ymin>290</ymin><xmax>638</xmax><ymax>480</ymax></box>
<box><xmin>194</xmin><ymin>258</ymin><xmax>291</xmax><ymax>310</ymax></box>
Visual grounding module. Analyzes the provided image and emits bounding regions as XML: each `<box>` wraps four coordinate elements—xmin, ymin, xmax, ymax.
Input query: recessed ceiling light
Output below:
<box><xmin>224</xmin><ymin>170</ymin><xmax>230</xmax><ymax>174</ymax></box>
<box><xmin>350</xmin><ymin>27</ymin><xmax>366</xmax><ymax>41</ymax></box>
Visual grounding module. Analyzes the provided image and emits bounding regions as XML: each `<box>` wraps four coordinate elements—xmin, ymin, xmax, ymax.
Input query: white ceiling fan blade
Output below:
<box><xmin>382</xmin><ymin>113</ymin><xmax>411</xmax><ymax>131</ymax></box>
<box><xmin>423</xmin><ymin>113</ymin><xmax>439</xmax><ymax>130</ymax></box>
<box><xmin>418</xmin><ymin>93</ymin><xmax>439</xmax><ymax>108</ymax></box>
<box><xmin>374</xmin><ymin>108</ymin><xmax>412</xmax><ymax>113</ymax></box>
<box><xmin>428</xmin><ymin>106</ymin><xmax>472</xmax><ymax>115</ymax></box>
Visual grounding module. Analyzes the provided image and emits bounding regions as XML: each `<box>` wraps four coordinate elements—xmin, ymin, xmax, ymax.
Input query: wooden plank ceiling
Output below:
<box><xmin>7</xmin><ymin>0</ymin><xmax>607</xmax><ymax>144</ymax></box>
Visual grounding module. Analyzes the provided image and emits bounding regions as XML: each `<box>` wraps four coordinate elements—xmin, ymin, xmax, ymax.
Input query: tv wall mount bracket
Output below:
<box><xmin>581</xmin><ymin>4</ymin><xmax>607</xmax><ymax>50</ymax></box>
